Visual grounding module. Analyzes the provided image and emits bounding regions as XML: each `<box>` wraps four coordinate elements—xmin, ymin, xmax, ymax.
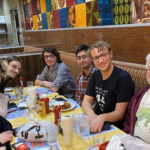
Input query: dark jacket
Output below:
<box><xmin>0</xmin><ymin>116</ymin><xmax>13</xmax><ymax>150</ymax></box>
<box><xmin>123</xmin><ymin>85</ymin><xmax>150</xmax><ymax>135</ymax></box>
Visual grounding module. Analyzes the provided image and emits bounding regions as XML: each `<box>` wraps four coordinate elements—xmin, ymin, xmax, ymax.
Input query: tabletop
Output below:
<box><xmin>6</xmin><ymin>86</ymin><xmax>125</xmax><ymax>150</ymax></box>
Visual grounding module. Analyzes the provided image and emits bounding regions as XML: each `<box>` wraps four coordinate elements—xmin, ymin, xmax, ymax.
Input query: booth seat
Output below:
<box><xmin>60</xmin><ymin>51</ymin><xmax>147</xmax><ymax>93</ymax></box>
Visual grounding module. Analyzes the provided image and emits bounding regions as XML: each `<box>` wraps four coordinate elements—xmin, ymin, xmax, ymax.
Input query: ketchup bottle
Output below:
<box><xmin>19</xmin><ymin>77</ymin><xmax>24</xmax><ymax>89</ymax></box>
<box><xmin>53</xmin><ymin>105</ymin><xmax>61</xmax><ymax>125</ymax></box>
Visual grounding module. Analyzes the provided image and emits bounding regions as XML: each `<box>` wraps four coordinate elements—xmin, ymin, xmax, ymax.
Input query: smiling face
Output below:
<box><xmin>91</xmin><ymin>47</ymin><xmax>112</xmax><ymax>73</ymax></box>
<box><xmin>76</xmin><ymin>50</ymin><xmax>92</xmax><ymax>70</ymax></box>
<box><xmin>7</xmin><ymin>61</ymin><xmax>21</xmax><ymax>78</ymax></box>
<box><xmin>44</xmin><ymin>51</ymin><xmax>57</xmax><ymax>68</ymax></box>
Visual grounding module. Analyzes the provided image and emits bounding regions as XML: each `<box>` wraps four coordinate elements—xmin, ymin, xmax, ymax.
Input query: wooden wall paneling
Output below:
<box><xmin>22</xmin><ymin>25</ymin><xmax>150</xmax><ymax>65</ymax></box>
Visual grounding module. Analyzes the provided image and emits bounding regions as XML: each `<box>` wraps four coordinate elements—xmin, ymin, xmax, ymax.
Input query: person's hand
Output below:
<box><xmin>89</xmin><ymin>114</ymin><xmax>105</xmax><ymax>133</ymax></box>
<box><xmin>86</xmin><ymin>112</ymin><xmax>97</xmax><ymax>123</ymax></box>
<box><xmin>0</xmin><ymin>131</ymin><xmax>13</xmax><ymax>144</ymax></box>
<box><xmin>42</xmin><ymin>81</ymin><xmax>52</xmax><ymax>88</ymax></box>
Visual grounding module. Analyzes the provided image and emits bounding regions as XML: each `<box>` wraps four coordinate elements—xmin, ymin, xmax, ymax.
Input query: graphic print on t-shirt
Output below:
<box><xmin>95</xmin><ymin>86</ymin><xmax>108</xmax><ymax>113</ymax></box>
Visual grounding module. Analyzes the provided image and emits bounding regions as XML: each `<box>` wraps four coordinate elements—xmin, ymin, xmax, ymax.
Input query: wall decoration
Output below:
<box><xmin>23</xmin><ymin>0</ymin><xmax>150</xmax><ymax>30</ymax></box>
<box><xmin>98</xmin><ymin>0</ymin><xmax>113</xmax><ymax>25</ymax></box>
<box><xmin>32</xmin><ymin>0</ymin><xmax>37</xmax><ymax>15</ymax></box>
<box><xmin>53</xmin><ymin>10</ymin><xmax>60</xmax><ymax>28</ymax></box>
<box><xmin>37</xmin><ymin>0</ymin><xmax>41</xmax><ymax>14</ymax></box>
<box><xmin>113</xmin><ymin>0</ymin><xmax>131</xmax><ymax>25</ymax></box>
<box><xmin>67</xmin><ymin>6</ymin><xmax>75</xmax><ymax>27</ymax></box>
<box><xmin>46</xmin><ymin>0</ymin><xmax>52</xmax><ymax>12</ymax></box>
<box><xmin>75</xmin><ymin>0</ymin><xmax>85</xmax><ymax>5</ymax></box>
<box><xmin>59</xmin><ymin>8</ymin><xmax>68</xmax><ymax>28</ymax></box>
<box><xmin>51</xmin><ymin>0</ymin><xmax>58</xmax><ymax>10</ymax></box>
<box><xmin>86</xmin><ymin>0</ymin><xmax>99</xmax><ymax>26</ymax></box>
<box><xmin>24</xmin><ymin>4</ymin><xmax>29</xmax><ymax>18</ymax></box>
<box><xmin>57</xmin><ymin>0</ymin><xmax>66</xmax><ymax>9</ymax></box>
<box><xmin>28</xmin><ymin>2</ymin><xmax>33</xmax><ymax>17</ymax></box>
<box><xmin>33</xmin><ymin>15</ymin><xmax>38</xmax><ymax>30</ymax></box>
<box><xmin>47</xmin><ymin>12</ymin><xmax>53</xmax><ymax>29</ymax></box>
<box><xmin>25</xmin><ymin>17</ymin><xmax>31</xmax><ymax>29</ymax></box>
<box><xmin>40</xmin><ymin>0</ymin><xmax>46</xmax><ymax>13</ymax></box>
<box><xmin>42</xmin><ymin>13</ymin><xmax>48</xmax><ymax>29</ymax></box>
<box><xmin>75</xmin><ymin>3</ymin><xmax>87</xmax><ymax>27</ymax></box>
<box><xmin>66</xmin><ymin>0</ymin><xmax>75</xmax><ymax>7</ymax></box>
<box><xmin>132</xmin><ymin>0</ymin><xmax>150</xmax><ymax>23</ymax></box>
<box><xmin>38</xmin><ymin>14</ymin><xmax>42</xmax><ymax>29</ymax></box>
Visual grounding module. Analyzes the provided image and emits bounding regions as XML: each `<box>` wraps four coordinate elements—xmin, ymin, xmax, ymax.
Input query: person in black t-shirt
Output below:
<box><xmin>82</xmin><ymin>41</ymin><xmax>135</xmax><ymax>133</ymax></box>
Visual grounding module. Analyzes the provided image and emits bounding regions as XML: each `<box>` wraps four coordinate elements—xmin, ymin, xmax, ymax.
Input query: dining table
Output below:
<box><xmin>5</xmin><ymin>86</ymin><xmax>125</xmax><ymax>150</ymax></box>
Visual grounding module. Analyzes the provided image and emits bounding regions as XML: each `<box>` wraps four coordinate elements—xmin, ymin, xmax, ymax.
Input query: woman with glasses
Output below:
<box><xmin>0</xmin><ymin>56</ymin><xmax>22</xmax><ymax>93</ymax></box>
<box><xmin>0</xmin><ymin>60</ymin><xmax>13</xmax><ymax>150</ymax></box>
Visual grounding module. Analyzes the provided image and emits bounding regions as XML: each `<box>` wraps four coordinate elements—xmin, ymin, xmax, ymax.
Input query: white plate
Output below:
<box><xmin>49</xmin><ymin>99</ymin><xmax>75</xmax><ymax>112</ymax></box>
<box><xmin>4</xmin><ymin>87</ymin><xmax>14</xmax><ymax>92</ymax></box>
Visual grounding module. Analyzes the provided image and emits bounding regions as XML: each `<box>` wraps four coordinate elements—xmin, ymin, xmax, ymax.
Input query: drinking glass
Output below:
<box><xmin>92</xmin><ymin>134</ymin><xmax>106</xmax><ymax>146</ymax></box>
<box><xmin>72</xmin><ymin>113</ymin><xmax>84</xmax><ymax>135</ymax></box>
<box><xmin>79</xmin><ymin>115</ymin><xmax>90</xmax><ymax>137</ymax></box>
<box><xmin>27</xmin><ymin>81</ymin><xmax>33</xmax><ymax>87</ymax></box>
<box><xmin>14</xmin><ymin>86</ymin><xmax>23</xmax><ymax>100</ymax></box>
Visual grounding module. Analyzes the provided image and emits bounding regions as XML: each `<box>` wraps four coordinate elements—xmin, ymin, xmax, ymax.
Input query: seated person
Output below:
<box><xmin>0</xmin><ymin>60</ymin><xmax>13</xmax><ymax>150</ymax></box>
<box><xmin>82</xmin><ymin>41</ymin><xmax>135</xmax><ymax>133</ymax></box>
<box><xmin>0</xmin><ymin>56</ymin><xmax>22</xmax><ymax>93</ymax></box>
<box><xmin>35</xmin><ymin>47</ymin><xmax>76</xmax><ymax>98</ymax></box>
<box><xmin>75</xmin><ymin>44</ymin><xmax>96</xmax><ymax>106</ymax></box>
<box><xmin>123</xmin><ymin>53</ymin><xmax>150</xmax><ymax>144</ymax></box>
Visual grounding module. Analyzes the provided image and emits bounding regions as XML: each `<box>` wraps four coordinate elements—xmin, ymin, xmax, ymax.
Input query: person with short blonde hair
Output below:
<box><xmin>82</xmin><ymin>41</ymin><xmax>135</xmax><ymax>133</ymax></box>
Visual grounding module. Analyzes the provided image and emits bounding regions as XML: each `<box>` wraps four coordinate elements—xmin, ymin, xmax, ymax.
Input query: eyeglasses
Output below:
<box><xmin>44</xmin><ymin>55</ymin><xmax>55</xmax><ymax>59</ymax></box>
<box><xmin>76</xmin><ymin>55</ymin><xmax>89</xmax><ymax>61</ymax></box>
<box><xmin>92</xmin><ymin>51</ymin><xmax>110</xmax><ymax>61</ymax></box>
<box><xmin>10</xmin><ymin>64</ymin><xmax>21</xmax><ymax>72</ymax></box>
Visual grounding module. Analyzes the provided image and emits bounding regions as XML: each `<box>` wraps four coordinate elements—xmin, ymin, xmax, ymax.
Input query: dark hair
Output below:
<box><xmin>42</xmin><ymin>47</ymin><xmax>62</xmax><ymax>64</ymax></box>
<box><xmin>7</xmin><ymin>56</ymin><xmax>22</xmax><ymax>64</ymax></box>
<box><xmin>75</xmin><ymin>44</ymin><xmax>90</xmax><ymax>57</ymax></box>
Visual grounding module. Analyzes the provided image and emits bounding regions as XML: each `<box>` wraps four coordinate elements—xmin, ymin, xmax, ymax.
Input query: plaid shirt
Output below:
<box><xmin>75</xmin><ymin>67</ymin><xmax>96</xmax><ymax>106</ymax></box>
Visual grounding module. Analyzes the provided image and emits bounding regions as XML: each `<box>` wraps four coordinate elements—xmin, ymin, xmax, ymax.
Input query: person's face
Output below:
<box><xmin>146</xmin><ymin>62</ymin><xmax>150</xmax><ymax>85</ymax></box>
<box><xmin>76</xmin><ymin>50</ymin><xmax>92</xmax><ymax>70</ymax></box>
<box><xmin>44</xmin><ymin>52</ymin><xmax>57</xmax><ymax>68</ymax></box>
<box><xmin>91</xmin><ymin>47</ymin><xmax>112</xmax><ymax>72</ymax></box>
<box><xmin>68</xmin><ymin>6</ymin><xmax>75</xmax><ymax>26</ymax></box>
<box><xmin>58</xmin><ymin>0</ymin><xmax>65</xmax><ymax>8</ymax></box>
<box><xmin>7</xmin><ymin>61</ymin><xmax>21</xmax><ymax>78</ymax></box>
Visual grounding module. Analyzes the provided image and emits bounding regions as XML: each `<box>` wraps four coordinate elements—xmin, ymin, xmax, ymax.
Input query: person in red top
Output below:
<box><xmin>75</xmin><ymin>44</ymin><xmax>96</xmax><ymax>106</ymax></box>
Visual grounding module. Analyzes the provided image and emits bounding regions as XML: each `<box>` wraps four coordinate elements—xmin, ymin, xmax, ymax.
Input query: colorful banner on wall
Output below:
<box><xmin>113</xmin><ymin>0</ymin><xmax>131</xmax><ymax>25</ymax></box>
<box><xmin>23</xmin><ymin>0</ymin><xmax>149</xmax><ymax>30</ymax></box>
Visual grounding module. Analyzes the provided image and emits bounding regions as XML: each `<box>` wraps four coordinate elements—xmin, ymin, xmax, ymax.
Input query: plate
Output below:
<box><xmin>4</xmin><ymin>87</ymin><xmax>14</xmax><ymax>92</ymax></box>
<box><xmin>49</xmin><ymin>99</ymin><xmax>75</xmax><ymax>112</ymax></box>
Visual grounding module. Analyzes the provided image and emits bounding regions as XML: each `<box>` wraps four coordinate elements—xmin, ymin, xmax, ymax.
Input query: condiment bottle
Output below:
<box><xmin>40</xmin><ymin>97</ymin><xmax>50</xmax><ymax>114</ymax></box>
<box><xmin>39</xmin><ymin>100</ymin><xmax>46</xmax><ymax>117</ymax></box>
<box><xmin>35</xmin><ymin>93</ymin><xmax>40</xmax><ymax>112</ymax></box>
<box><xmin>19</xmin><ymin>77</ymin><xmax>24</xmax><ymax>89</ymax></box>
<box><xmin>53</xmin><ymin>105</ymin><xmax>61</xmax><ymax>125</ymax></box>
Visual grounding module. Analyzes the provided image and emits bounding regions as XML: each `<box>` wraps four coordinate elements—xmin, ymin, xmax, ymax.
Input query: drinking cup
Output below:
<box><xmin>14</xmin><ymin>86</ymin><xmax>23</xmax><ymax>99</ymax></box>
<box><xmin>79</xmin><ymin>115</ymin><xmax>90</xmax><ymax>137</ymax></box>
<box><xmin>28</xmin><ymin>87</ymin><xmax>36</xmax><ymax>110</ymax></box>
<box><xmin>92</xmin><ymin>134</ymin><xmax>106</xmax><ymax>146</ymax></box>
<box><xmin>72</xmin><ymin>113</ymin><xmax>84</xmax><ymax>135</ymax></box>
<box><xmin>61</xmin><ymin>116</ymin><xmax>73</xmax><ymax>146</ymax></box>
<box><xmin>27</xmin><ymin>81</ymin><xmax>33</xmax><ymax>87</ymax></box>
